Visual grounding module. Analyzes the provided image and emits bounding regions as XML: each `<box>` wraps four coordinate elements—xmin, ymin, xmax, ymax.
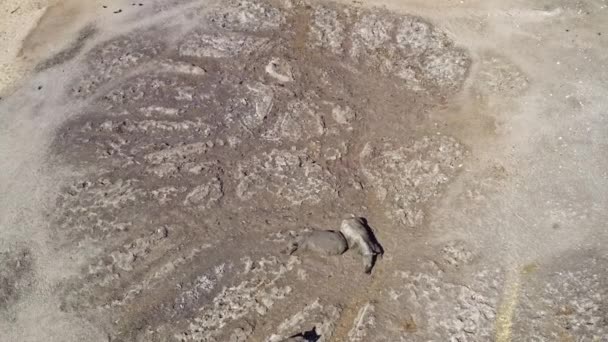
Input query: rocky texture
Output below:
<box><xmin>3</xmin><ymin>0</ymin><xmax>608</xmax><ymax>341</ymax></box>
<box><xmin>387</xmin><ymin>261</ymin><xmax>502</xmax><ymax>341</ymax></box>
<box><xmin>73</xmin><ymin>30</ymin><xmax>165</xmax><ymax>97</ymax></box>
<box><xmin>440</xmin><ymin>240</ymin><xmax>476</xmax><ymax>268</ymax></box>
<box><xmin>475</xmin><ymin>52</ymin><xmax>529</xmax><ymax>97</ymax></box>
<box><xmin>0</xmin><ymin>245</ymin><xmax>34</xmax><ymax>311</ymax></box>
<box><xmin>267</xmin><ymin>299</ymin><xmax>341</xmax><ymax>342</ymax></box>
<box><xmin>309</xmin><ymin>4</ymin><xmax>470</xmax><ymax>94</ymax></box>
<box><xmin>360</xmin><ymin>136</ymin><xmax>465</xmax><ymax>227</ymax></box>
<box><xmin>235</xmin><ymin>149</ymin><xmax>336</xmax><ymax>206</ymax></box>
<box><xmin>44</xmin><ymin>0</ymin><xmax>473</xmax><ymax>340</ymax></box>
<box><xmin>514</xmin><ymin>252</ymin><xmax>608</xmax><ymax>341</ymax></box>
<box><xmin>179</xmin><ymin>32</ymin><xmax>269</xmax><ymax>59</ymax></box>
<box><xmin>173</xmin><ymin>256</ymin><xmax>299</xmax><ymax>342</ymax></box>
<box><xmin>348</xmin><ymin>302</ymin><xmax>376</xmax><ymax>342</ymax></box>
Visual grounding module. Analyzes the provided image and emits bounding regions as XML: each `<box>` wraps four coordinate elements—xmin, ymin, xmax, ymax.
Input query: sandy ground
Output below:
<box><xmin>1</xmin><ymin>0</ymin><xmax>607</xmax><ymax>341</ymax></box>
<box><xmin>0</xmin><ymin>0</ymin><xmax>48</xmax><ymax>94</ymax></box>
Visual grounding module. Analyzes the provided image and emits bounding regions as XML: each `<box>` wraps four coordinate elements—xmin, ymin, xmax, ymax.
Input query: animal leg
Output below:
<box><xmin>362</xmin><ymin>253</ymin><xmax>374</xmax><ymax>274</ymax></box>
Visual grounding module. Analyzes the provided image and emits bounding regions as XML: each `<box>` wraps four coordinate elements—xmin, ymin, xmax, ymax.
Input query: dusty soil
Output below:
<box><xmin>1</xmin><ymin>0</ymin><xmax>607</xmax><ymax>341</ymax></box>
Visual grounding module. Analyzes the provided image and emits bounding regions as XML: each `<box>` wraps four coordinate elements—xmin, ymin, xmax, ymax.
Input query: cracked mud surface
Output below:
<box><xmin>1</xmin><ymin>0</ymin><xmax>608</xmax><ymax>341</ymax></box>
<box><xmin>49</xmin><ymin>2</ymin><xmax>470</xmax><ymax>340</ymax></box>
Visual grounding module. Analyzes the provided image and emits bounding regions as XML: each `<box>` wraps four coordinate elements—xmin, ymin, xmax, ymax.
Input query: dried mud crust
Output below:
<box><xmin>379</xmin><ymin>261</ymin><xmax>504</xmax><ymax>341</ymax></box>
<box><xmin>514</xmin><ymin>251</ymin><xmax>608</xmax><ymax>341</ymax></box>
<box><xmin>49</xmin><ymin>0</ymin><xmax>473</xmax><ymax>340</ymax></box>
<box><xmin>0</xmin><ymin>245</ymin><xmax>34</xmax><ymax>314</ymax></box>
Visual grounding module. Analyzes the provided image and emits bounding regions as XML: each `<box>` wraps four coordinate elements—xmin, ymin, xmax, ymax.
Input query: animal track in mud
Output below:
<box><xmin>50</xmin><ymin>0</ymin><xmax>471</xmax><ymax>340</ymax></box>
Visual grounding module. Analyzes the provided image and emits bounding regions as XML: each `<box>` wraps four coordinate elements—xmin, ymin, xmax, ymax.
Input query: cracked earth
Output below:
<box><xmin>1</xmin><ymin>0</ymin><xmax>607</xmax><ymax>341</ymax></box>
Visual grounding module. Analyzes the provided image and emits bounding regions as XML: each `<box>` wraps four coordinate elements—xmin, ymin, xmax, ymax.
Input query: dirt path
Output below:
<box><xmin>1</xmin><ymin>0</ymin><xmax>607</xmax><ymax>341</ymax></box>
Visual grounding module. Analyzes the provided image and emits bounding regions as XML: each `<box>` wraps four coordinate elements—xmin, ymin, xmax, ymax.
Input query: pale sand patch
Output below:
<box><xmin>0</xmin><ymin>0</ymin><xmax>131</xmax><ymax>95</ymax></box>
<box><xmin>0</xmin><ymin>0</ymin><xmax>49</xmax><ymax>94</ymax></box>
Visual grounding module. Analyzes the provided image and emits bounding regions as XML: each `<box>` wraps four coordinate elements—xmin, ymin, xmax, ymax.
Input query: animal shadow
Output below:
<box><xmin>287</xmin><ymin>326</ymin><xmax>321</xmax><ymax>342</ymax></box>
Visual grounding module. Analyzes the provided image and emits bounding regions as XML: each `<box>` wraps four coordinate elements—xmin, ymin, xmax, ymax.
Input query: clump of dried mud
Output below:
<box><xmin>44</xmin><ymin>0</ymin><xmax>475</xmax><ymax>341</ymax></box>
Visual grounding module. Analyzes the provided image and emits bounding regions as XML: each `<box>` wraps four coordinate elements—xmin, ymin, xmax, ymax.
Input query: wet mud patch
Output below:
<box><xmin>48</xmin><ymin>0</ymin><xmax>472</xmax><ymax>340</ymax></box>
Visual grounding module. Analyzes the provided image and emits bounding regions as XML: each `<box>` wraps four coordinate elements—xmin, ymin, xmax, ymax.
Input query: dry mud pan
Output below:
<box><xmin>1</xmin><ymin>0</ymin><xmax>607</xmax><ymax>341</ymax></box>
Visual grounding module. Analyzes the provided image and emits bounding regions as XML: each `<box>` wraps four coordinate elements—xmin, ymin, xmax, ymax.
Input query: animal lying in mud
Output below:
<box><xmin>288</xmin><ymin>217</ymin><xmax>384</xmax><ymax>273</ymax></box>
<box><xmin>288</xmin><ymin>230</ymin><xmax>348</xmax><ymax>256</ymax></box>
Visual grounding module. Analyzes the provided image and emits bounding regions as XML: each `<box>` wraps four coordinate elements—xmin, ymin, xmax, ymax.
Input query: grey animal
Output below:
<box><xmin>340</xmin><ymin>217</ymin><xmax>383</xmax><ymax>273</ymax></box>
<box><xmin>288</xmin><ymin>230</ymin><xmax>348</xmax><ymax>256</ymax></box>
